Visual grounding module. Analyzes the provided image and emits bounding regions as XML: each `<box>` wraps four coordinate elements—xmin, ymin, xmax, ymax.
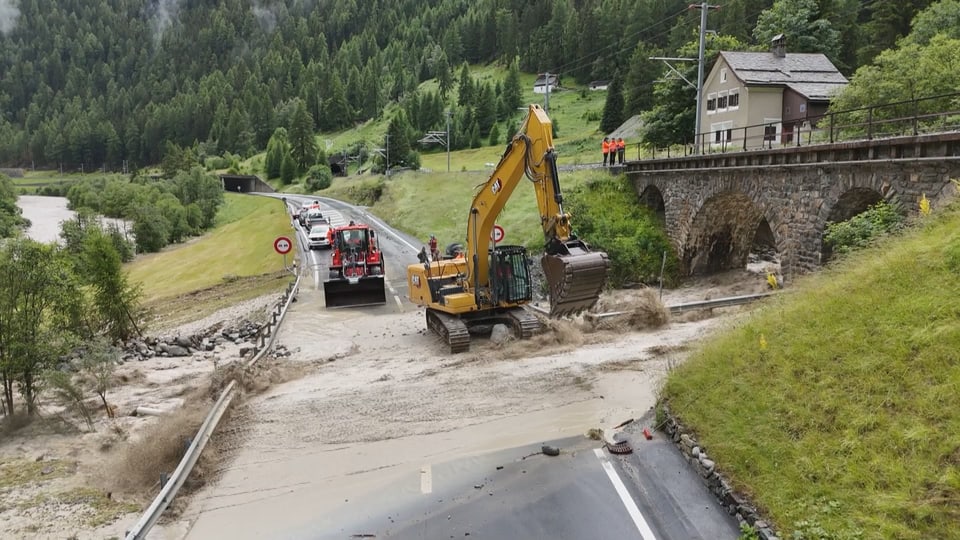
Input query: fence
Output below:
<box><xmin>642</xmin><ymin>91</ymin><xmax>960</xmax><ymax>159</ymax></box>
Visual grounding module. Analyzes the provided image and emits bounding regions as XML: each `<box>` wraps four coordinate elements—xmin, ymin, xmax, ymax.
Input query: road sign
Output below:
<box><xmin>491</xmin><ymin>225</ymin><xmax>505</xmax><ymax>243</ymax></box>
<box><xmin>274</xmin><ymin>236</ymin><xmax>293</xmax><ymax>255</ymax></box>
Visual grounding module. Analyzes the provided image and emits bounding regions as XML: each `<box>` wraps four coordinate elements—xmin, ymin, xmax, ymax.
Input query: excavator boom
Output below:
<box><xmin>406</xmin><ymin>104</ymin><xmax>609</xmax><ymax>352</ymax></box>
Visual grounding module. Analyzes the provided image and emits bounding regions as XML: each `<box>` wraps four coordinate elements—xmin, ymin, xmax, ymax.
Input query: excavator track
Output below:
<box><xmin>542</xmin><ymin>251</ymin><xmax>611</xmax><ymax>317</ymax></box>
<box><xmin>504</xmin><ymin>307</ymin><xmax>542</xmax><ymax>338</ymax></box>
<box><xmin>426</xmin><ymin>309</ymin><xmax>470</xmax><ymax>354</ymax></box>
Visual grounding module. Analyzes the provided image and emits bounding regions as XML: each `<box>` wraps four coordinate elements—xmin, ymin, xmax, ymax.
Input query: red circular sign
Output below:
<box><xmin>491</xmin><ymin>225</ymin><xmax>505</xmax><ymax>243</ymax></box>
<box><xmin>274</xmin><ymin>236</ymin><xmax>293</xmax><ymax>255</ymax></box>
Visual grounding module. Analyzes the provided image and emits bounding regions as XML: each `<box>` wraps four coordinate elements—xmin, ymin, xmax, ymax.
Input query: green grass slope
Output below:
<box><xmin>663</xmin><ymin>205</ymin><xmax>960</xmax><ymax>539</ymax></box>
<box><xmin>127</xmin><ymin>193</ymin><xmax>293</xmax><ymax>301</ymax></box>
<box><xmin>323</xmin><ymin>168</ymin><xmax>604</xmax><ymax>251</ymax></box>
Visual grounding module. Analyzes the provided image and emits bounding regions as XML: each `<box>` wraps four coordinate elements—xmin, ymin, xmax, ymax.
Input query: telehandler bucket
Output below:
<box><xmin>323</xmin><ymin>276</ymin><xmax>387</xmax><ymax>308</ymax></box>
<box><xmin>542</xmin><ymin>245</ymin><xmax>610</xmax><ymax>317</ymax></box>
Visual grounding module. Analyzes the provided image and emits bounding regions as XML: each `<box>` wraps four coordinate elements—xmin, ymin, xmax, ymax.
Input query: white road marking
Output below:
<box><xmin>394</xmin><ymin>295</ymin><xmax>403</xmax><ymax>309</ymax></box>
<box><xmin>360</xmin><ymin>212</ymin><xmax>419</xmax><ymax>252</ymax></box>
<box><xmin>420</xmin><ymin>465</ymin><xmax>432</xmax><ymax>494</ymax></box>
<box><xmin>593</xmin><ymin>448</ymin><xmax>658</xmax><ymax>540</ymax></box>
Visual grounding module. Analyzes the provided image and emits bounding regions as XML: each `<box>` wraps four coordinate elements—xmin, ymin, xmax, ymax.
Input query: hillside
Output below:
<box><xmin>662</xmin><ymin>200</ymin><xmax>960</xmax><ymax>539</ymax></box>
<box><xmin>0</xmin><ymin>0</ymin><xmax>937</xmax><ymax>171</ymax></box>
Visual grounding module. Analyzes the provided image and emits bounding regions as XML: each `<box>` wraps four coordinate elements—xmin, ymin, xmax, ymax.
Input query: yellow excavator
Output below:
<box><xmin>406</xmin><ymin>104</ymin><xmax>610</xmax><ymax>352</ymax></box>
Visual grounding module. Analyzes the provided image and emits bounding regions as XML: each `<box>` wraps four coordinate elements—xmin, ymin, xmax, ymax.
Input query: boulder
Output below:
<box><xmin>165</xmin><ymin>345</ymin><xmax>190</xmax><ymax>357</ymax></box>
<box><xmin>489</xmin><ymin>324</ymin><xmax>513</xmax><ymax>345</ymax></box>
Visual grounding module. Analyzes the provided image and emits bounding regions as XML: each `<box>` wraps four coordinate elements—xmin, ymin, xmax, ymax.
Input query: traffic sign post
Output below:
<box><xmin>274</xmin><ymin>236</ymin><xmax>293</xmax><ymax>271</ymax></box>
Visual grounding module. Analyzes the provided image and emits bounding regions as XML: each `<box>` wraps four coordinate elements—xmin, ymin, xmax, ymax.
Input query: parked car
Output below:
<box><xmin>307</xmin><ymin>220</ymin><xmax>331</xmax><ymax>249</ymax></box>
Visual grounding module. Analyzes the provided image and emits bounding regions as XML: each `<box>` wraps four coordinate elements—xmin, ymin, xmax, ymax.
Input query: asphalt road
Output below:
<box><xmin>276</xmin><ymin>194</ymin><xmax>425</xmax><ymax>313</ymax></box>
<box><xmin>231</xmin><ymin>193</ymin><xmax>741</xmax><ymax>540</ymax></box>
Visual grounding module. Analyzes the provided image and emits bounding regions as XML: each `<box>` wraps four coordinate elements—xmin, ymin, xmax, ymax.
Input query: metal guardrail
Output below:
<box><xmin>530</xmin><ymin>292</ymin><xmax>775</xmax><ymax>320</ymax></box>
<box><xmin>124</xmin><ymin>203</ymin><xmax>305</xmax><ymax>540</ymax></box>
<box><xmin>587</xmin><ymin>292</ymin><xmax>775</xmax><ymax>321</ymax></box>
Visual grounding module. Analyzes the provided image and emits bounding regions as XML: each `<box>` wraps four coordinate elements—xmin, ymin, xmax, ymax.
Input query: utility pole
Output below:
<box><xmin>691</xmin><ymin>2</ymin><xmax>719</xmax><ymax>154</ymax></box>
<box><xmin>385</xmin><ymin>133</ymin><xmax>390</xmax><ymax>177</ymax></box>
<box><xmin>544</xmin><ymin>71</ymin><xmax>551</xmax><ymax>113</ymax></box>
<box><xmin>446</xmin><ymin>110</ymin><xmax>452</xmax><ymax>173</ymax></box>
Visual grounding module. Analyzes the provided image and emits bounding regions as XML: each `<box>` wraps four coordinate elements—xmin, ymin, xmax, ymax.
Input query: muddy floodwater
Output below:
<box><xmin>16</xmin><ymin>195</ymin><xmax>74</xmax><ymax>243</ymax></box>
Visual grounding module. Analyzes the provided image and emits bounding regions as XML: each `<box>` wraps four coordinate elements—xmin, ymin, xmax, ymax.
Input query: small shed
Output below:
<box><xmin>533</xmin><ymin>73</ymin><xmax>561</xmax><ymax>94</ymax></box>
<box><xmin>588</xmin><ymin>80</ymin><xmax>609</xmax><ymax>91</ymax></box>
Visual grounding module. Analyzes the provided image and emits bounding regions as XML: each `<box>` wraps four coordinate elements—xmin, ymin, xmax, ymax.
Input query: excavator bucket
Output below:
<box><xmin>323</xmin><ymin>276</ymin><xmax>387</xmax><ymax>308</ymax></box>
<box><xmin>541</xmin><ymin>249</ymin><xmax>610</xmax><ymax>317</ymax></box>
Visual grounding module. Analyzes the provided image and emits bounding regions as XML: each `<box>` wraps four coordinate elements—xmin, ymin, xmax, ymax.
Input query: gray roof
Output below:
<box><xmin>785</xmin><ymin>82</ymin><xmax>847</xmax><ymax>101</ymax></box>
<box><xmin>720</xmin><ymin>51</ymin><xmax>848</xmax><ymax>95</ymax></box>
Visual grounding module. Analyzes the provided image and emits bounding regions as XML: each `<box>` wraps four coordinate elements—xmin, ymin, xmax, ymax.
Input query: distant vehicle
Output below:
<box><xmin>305</xmin><ymin>209</ymin><xmax>325</xmax><ymax>231</ymax></box>
<box><xmin>297</xmin><ymin>207</ymin><xmax>310</xmax><ymax>227</ymax></box>
<box><xmin>307</xmin><ymin>220</ymin><xmax>331</xmax><ymax>249</ymax></box>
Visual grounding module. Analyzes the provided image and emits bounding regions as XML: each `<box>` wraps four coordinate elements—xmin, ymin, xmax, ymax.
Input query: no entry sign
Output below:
<box><xmin>274</xmin><ymin>236</ymin><xmax>293</xmax><ymax>255</ymax></box>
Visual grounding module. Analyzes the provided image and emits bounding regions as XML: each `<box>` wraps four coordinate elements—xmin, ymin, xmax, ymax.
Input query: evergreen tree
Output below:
<box><xmin>322</xmin><ymin>76</ymin><xmax>353</xmax><ymax>131</ymax></box>
<box><xmin>624</xmin><ymin>43</ymin><xmax>661</xmax><ymax>117</ymax></box>
<box><xmin>600</xmin><ymin>74</ymin><xmax>625</xmax><ymax>134</ymax></box>
<box><xmin>502</xmin><ymin>59</ymin><xmax>523</xmax><ymax>117</ymax></box>
<box><xmin>385</xmin><ymin>110</ymin><xmax>414</xmax><ymax>169</ymax></box>
<box><xmin>437</xmin><ymin>52</ymin><xmax>453</xmax><ymax>98</ymax></box>
<box><xmin>475</xmin><ymin>83</ymin><xmax>497</xmax><ymax>137</ymax></box>
<box><xmin>288</xmin><ymin>100</ymin><xmax>318</xmax><ymax>173</ymax></box>
<box><xmin>280</xmin><ymin>153</ymin><xmax>297</xmax><ymax>184</ymax></box>
<box><xmin>457</xmin><ymin>63</ymin><xmax>475</xmax><ymax>108</ymax></box>
<box><xmin>264</xmin><ymin>128</ymin><xmax>289</xmax><ymax>179</ymax></box>
<box><xmin>488</xmin><ymin>123</ymin><xmax>501</xmax><ymax>147</ymax></box>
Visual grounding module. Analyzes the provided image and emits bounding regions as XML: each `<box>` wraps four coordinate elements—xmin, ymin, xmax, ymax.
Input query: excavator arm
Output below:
<box><xmin>464</xmin><ymin>104</ymin><xmax>609</xmax><ymax>316</ymax></box>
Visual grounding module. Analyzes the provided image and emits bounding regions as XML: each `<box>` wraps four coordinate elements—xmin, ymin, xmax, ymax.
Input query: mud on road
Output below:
<box><xmin>168</xmin><ymin>269</ymin><xmax>773</xmax><ymax>539</ymax></box>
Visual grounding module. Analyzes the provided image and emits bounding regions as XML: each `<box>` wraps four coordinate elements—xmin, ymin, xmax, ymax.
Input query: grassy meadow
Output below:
<box><xmin>662</xmin><ymin>203</ymin><xmax>960</xmax><ymax>539</ymax></box>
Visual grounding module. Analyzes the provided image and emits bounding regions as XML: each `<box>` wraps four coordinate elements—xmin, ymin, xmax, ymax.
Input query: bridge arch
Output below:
<box><xmin>819</xmin><ymin>186</ymin><xmax>890</xmax><ymax>262</ymax></box>
<box><xmin>681</xmin><ymin>190</ymin><xmax>781</xmax><ymax>275</ymax></box>
<box><xmin>638</xmin><ymin>185</ymin><xmax>665</xmax><ymax>223</ymax></box>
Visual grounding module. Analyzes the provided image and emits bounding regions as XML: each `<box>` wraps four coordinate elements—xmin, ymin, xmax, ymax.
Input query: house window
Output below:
<box><xmin>763</xmin><ymin>125</ymin><xmax>777</xmax><ymax>141</ymax></box>
<box><xmin>717</xmin><ymin>91</ymin><xmax>728</xmax><ymax>110</ymax></box>
<box><xmin>785</xmin><ymin>106</ymin><xmax>791</xmax><ymax>115</ymax></box>
<box><xmin>707</xmin><ymin>93</ymin><xmax>717</xmax><ymax>113</ymax></box>
<box><xmin>799</xmin><ymin>103</ymin><xmax>807</xmax><ymax>113</ymax></box>
<box><xmin>710</xmin><ymin>121</ymin><xmax>734</xmax><ymax>144</ymax></box>
<box><xmin>728</xmin><ymin>89</ymin><xmax>739</xmax><ymax>109</ymax></box>
<box><xmin>763</xmin><ymin>118</ymin><xmax>782</xmax><ymax>143</ymax></box>
<box><xmin>720</xmin><ymin>68</ymin><xmax>727</xmax><ymax>83</ymax></box>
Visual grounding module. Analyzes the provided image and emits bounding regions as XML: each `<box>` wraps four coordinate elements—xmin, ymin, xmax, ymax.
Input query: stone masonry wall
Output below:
<box><xmin>660</xmin><ymin>401</ymin><xmax>781</xmax><ymax>540</ymax></box>
<box><xmin>631</xmin><ymin>158</ymin><xmax>959</xmax><ymax>277</ymax></box>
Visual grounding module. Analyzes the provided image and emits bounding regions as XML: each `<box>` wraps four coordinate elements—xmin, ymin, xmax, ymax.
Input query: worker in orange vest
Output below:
<box><xmin>602</xmin><ymin>137</ymin><xmax>611</xmax><ymax>166</ymax></box>
<box><xmin>617</xmin><ymin>137</ymin><xmax>626</xmax><ymax>164</ymax></box>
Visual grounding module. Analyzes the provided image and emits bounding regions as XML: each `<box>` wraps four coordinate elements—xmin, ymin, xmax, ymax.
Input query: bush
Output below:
<box><xmin>824</xmin><ymin>201</ymin><xmax>904</xmax><ymax>256</ymax></box>
<box><xmin>132</xmin><ymin>206</ymin><xmax>170</xmax><ymax>253</ymax></box>
<box><xmin>305</xmin><ymin>165</ymin><xmax>333</xmax><ymax>191</ymax></box>
<box><xmin>565</xmin><ymin>174</ymin><xmax>678</xmax><ymax>287</ymax></box>
<box><xmin>347</xmin><ymin>178</ymin><xmax>386</xmax><ymax>206</ymax></box>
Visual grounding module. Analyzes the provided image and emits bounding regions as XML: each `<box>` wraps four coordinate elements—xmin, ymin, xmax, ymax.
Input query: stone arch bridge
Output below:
<box><xmin>627</xmin><ymin>133</ymin><xmax>960</xmax><ymax>277</ymax></box>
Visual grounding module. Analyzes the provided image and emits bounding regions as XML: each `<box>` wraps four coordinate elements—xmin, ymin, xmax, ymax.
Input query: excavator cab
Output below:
<box><xmin>489</xmin><ymin>246</ymin><xmax>533</xmax><ymax>305</ymax></box>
